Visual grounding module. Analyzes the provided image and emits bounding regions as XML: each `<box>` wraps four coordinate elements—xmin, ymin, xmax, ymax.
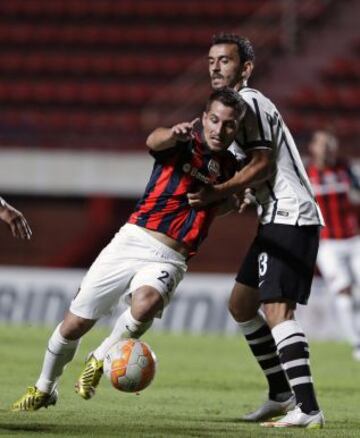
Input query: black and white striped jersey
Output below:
<box><xmin>229</xmin><ymin>87</ymin><xmax>324</xmax><ymax>226</ymax></box>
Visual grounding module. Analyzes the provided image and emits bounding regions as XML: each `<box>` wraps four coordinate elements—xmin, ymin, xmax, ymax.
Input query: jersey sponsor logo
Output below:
<box><xmin>276</xmin><ymin>210</ymin><xmax>290</xmax><ymax>217</ymax></box>
<box><xmin>182</xmin><ymin>163</ymin><xmax>213</xmax><ymax>184</ymax></box>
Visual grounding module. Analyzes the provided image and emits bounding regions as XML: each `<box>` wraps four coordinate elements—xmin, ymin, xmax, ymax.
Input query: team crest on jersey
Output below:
<box><xmin>182</xmin><ymin>163</ymin><xmax>192</xmax><ymax>174</ymax></box>
<box><xmin>207</xmin><ymin>159</ymin><xmax>220</xmax><ymax>178</ymax></box>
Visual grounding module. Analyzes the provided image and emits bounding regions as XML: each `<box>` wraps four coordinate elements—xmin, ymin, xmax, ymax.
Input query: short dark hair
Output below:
<box><xmin>212</xmin><ymin>32</ymin><xmax>255</xmax><ymax>64</ymax></box>
<box><xmin>206</xmin><ymin>87</ymin><xmax>247</xmax><ymax>119</ymax></box>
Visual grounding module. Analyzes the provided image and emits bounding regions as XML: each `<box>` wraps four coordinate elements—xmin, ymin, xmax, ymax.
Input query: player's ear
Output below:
<box><xmin>241</xmin><ymin>61</ymin><xmax>254</xmax><ymax>82</ymax></box>
<box><xmin>202</xmin><ymin>111</ymin><xmax>207</xmax><ymax>126</ymax></box>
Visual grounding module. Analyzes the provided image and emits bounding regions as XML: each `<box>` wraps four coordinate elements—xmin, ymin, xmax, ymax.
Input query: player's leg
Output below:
<box><xmin>229</xmin><ymin>282</ymin><xmax>294</xmax><ymax>416</ymax></box>
<box><xmin>317</xmin><ymin>239</ymin><xmax>360</xmax><ymax>355</ymax></box>
<box><xmin>12</xmin><ymin>225</ymin><xmax>135</xmax><ymax>410</ymax></box>
<box><xmin>258</xmin><ymin>224</ymin><xmax>324</xmax><ymax>428</ymax></box>
<box><xmin>91</xmin><ymin>286</ymin><xmax>163</xmax><ymax>362</ymax></box>
<box><xmin>75</xmin><ymin>285</ymin><xmax>163</xmax><ymax>400</ymax></box>
<box><xmin>349</xmin><ymin>236</ymin><xmax>360</xmax><ymax>359</ymax></box>
<box><xmin>76</xmin><ymin>239</ymin><xmax>186</xmax><ymax>399</ymax></box>
<box><xmin>11</xmin><ymin>312</ymin><xmax>96</xmax><ymax>412</ymax></box>
<box><xmin>92</xmin><ymin>258</ymin><xmax>185</xmax><ymax>362</ymax></box>
<box><xmin>261</xmin><ymin>300</ymin><xmax>324</xmax><ymax>428</ymax></box>
<box><xmin>229</xmin><ymin>239</ymin><xmax>294</xmax><ymax>422</ymax></box>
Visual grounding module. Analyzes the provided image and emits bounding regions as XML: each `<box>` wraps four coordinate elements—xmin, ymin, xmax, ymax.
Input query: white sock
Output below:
<box><xmin>36</xmin><ymin>324</ymin><xmax>80</xmax><ymax>394</ymax></box>
<box><xmin>93</xmin><ymin>308</ymin><xmax>153</xmax><ymax>361</ymax></box>
<box><xmin>335</xmin><ymin>294</ymin><xmax>360</xmax><ymax>346</ymax></box>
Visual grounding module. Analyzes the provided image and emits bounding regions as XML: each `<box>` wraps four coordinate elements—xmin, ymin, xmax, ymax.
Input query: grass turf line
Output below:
<box><xmin>0</xmin><ymin>325</ymin><xmax>359</xmax><ymax>437</ymax></box>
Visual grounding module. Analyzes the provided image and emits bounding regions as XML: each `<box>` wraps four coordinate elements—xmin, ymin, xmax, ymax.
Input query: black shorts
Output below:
<box><xmin>236</xmin><ymin>223</ymin><xmax>320</xmax><ymax>305</ymax></box>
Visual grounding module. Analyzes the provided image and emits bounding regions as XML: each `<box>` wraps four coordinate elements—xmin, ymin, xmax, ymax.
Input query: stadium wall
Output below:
<box><xmin>1</xmin><ymin>148</ymin><xmax>359</xmax><ymax>197</ymax></box>
<box><xmin>0</xmin><ymin>267</ymin><xmax>356</xmax><ymax>341</ymax></box>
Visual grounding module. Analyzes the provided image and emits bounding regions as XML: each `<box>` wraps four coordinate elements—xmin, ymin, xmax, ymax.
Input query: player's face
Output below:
<box><xmin>208</xmin><ymin>44</ymin><xmax>242</xmax><ymax>90</ymax></box>
<box><xmin>202</xmin><ymin>100</ymin><xmax>239</xmax><ymax>151</ymax></box>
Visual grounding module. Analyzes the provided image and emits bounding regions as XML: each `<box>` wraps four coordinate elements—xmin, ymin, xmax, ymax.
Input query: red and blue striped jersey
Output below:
<box><xmin>307</xmin><ymin>160</ymin><xmax>359</xmax><ymax>239</ymax></box>
<box><xmin>128</xmin><ymin>131</ymin><xmax>238</xmax><ymax>256</ymax></box>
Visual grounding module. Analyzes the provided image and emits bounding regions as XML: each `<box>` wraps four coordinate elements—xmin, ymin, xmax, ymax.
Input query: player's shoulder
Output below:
<box><xmin>222</xmin><ymin>148</ymin><xmax>238</xmax><ymax>161</ymax></box>
<box><xmin>239</xmin><ymin>87</ymin><xmax>276</xmax><ymax>110</ymax></box>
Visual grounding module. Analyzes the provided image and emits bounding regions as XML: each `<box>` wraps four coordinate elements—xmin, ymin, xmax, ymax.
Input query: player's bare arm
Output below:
<box><xmin>0</xmin><ymin>197</ymin><xmax>32</xmax><ymax>239</ymax></box>
<box><xmin>187</xmin><ymin>149</ymin><xmax>273</xmax><ymax>208</ymax></box>
<box><xmin>146</xmin><ymin>118</ymin><xmax>199</xmax><ymax>151</ymax></box>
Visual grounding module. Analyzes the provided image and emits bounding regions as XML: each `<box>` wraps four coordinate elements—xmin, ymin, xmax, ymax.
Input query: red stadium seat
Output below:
<box><xmin>322</xmin><ymin>58</ymin><xmax>360</xmax><ymax>83</ymax></box>
<box><xmin>0</xmin><ymin>0</ymin><xmax>336</xmax><ymax>151</ymax></box>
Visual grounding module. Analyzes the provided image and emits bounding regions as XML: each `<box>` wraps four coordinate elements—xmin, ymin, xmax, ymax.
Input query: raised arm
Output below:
<box><xmin>146</xmin><ymin>118</ymin><xmax>199</xmax><ymax>151</ymax></box>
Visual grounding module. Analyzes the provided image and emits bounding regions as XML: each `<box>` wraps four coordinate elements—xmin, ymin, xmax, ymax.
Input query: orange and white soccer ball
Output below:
<box><xmin>103</xmin><ymin>339</ymin><xmax>157</xmax><ymax>393</ymax></box>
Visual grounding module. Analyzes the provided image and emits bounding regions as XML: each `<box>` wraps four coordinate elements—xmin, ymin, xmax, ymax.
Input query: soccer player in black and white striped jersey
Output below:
<box><xmin>188</xmin><ymin>33</ymin><xmax>325</xmax><ymax>429</ymax></box>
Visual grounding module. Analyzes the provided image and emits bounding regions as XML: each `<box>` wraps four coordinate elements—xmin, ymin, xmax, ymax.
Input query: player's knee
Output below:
<box><xmin>228</xmin><ymin>300</ymin><xmax>258</xmax><ymax>322</ymax></box>
<box><xmin>262</xmin><ymin>300</ymin><xmax>295</xmax><ymax>328</ymax></box>
<box><xmin>60</xmin><ymin>312</ymin><xmax>96</xmax><ymax>340</ymax></box>
<box><xmin>131</xmin><ymin>287</ymin><xmax>164</xmax><ymax>322</ymax></box>
<box><xmin>228</xmin><ymin>285</ymin><xmax>259</xmax><ymax>323</ymax></box>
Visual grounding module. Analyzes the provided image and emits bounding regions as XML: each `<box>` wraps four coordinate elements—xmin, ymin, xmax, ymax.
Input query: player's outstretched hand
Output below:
<box><xmin>171</xmin><ymin>118</ymin><xmax>199</xmax><ymax>142</ymax></box>
<box><xmin>0</xmin><ymin>199</ymin><xmax>32</xmax><ymax>239</ymax></box>
<box><xmin>238</xmin><ymin>188</ymin><xmax>258</xmax><ymax>213</ymax></box>
<box><xmin>187</xmin><ymin>185</ymin><xmax>219</xmax><ymax>208</ymax></box>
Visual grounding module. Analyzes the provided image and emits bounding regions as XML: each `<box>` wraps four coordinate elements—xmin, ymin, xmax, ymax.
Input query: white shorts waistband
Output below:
<box><xmin>122</xmin><ymin>223</ymin><xmax>186</xmax><ymax>264</ymax></box>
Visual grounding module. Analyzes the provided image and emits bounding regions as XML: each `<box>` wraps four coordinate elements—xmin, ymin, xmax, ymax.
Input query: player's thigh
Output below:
<box><xmin>256</xmin><ymin>224</ymin><xmax>319</xmax><ymax>305</ymax></box>
<box><xmin>228</xmin><ymin>281</ymin><xmax>260</xmax><ymax>322</ymax></box>
<box><xmin>70</xmin><ymin>234</ymin><xmax>138</xmax><ymax>320</ymax></box>
<box><xmin>126</xmin><ymin>262</ymin><xmax>185</xmax><ymax>315</ymax></box>
<box><xmin>317</xmin><ymin>240</ymin><xmax>351</xmax><ymax>293</ymax></box>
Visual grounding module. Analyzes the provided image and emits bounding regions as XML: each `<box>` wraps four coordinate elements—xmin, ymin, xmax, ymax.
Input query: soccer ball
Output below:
<box><xmin>103</xmin><ymin>339</ymin><xmax>157</xmax><ymax>393</ymax></box>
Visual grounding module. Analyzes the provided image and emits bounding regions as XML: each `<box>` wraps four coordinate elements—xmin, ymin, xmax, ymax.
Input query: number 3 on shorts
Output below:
<box><xmin>258</xmin><ymin>252</ymin><xmax>268</xmax><ymax>277</ymax></box>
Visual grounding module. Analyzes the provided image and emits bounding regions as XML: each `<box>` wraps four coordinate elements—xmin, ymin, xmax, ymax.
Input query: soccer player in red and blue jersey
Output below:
<box><xmin>307</xmin><ymin>130</ymin><xmax>360</xmax><ymax>360</ymax></box>
<box><xmin>12</xmin><ymin>87</ymin><xmax>246</xmax><ymax>411</ymax></box>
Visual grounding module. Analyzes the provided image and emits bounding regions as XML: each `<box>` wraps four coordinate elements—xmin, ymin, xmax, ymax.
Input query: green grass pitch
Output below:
<box><xmin>0</xmin><ymin>325</ymin><xmax>359</xmax><ymax>437</ymax></box>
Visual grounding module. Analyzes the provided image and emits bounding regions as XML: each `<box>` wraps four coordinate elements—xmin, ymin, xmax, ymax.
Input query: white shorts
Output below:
<box><xmin>70</xmin><ymin>223</ymin><xmax>187</xmax><ymax>320</ymax></box>
<box><xmin>317</xmin><ymin>235</ymin><xmax>360</xmax><ymax>294</ymax></box>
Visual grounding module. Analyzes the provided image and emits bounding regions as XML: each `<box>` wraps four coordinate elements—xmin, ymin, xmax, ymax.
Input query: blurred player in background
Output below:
<box><xmin>0</xmin><ymin>196</ymin><xmax>32</xmax><ymax>239</ymax></box>
<box><xmin>188</xmin><ymin>33</ymin><xmax>325</xmax><ymax>428</ymax></box>
<box><xmin>307</xmin><ymin>130</ymin><xmax>360</xmax><ymax>360</ymax></box>
<box><xmin>12</xmin><ymin>88</ymin><xmax>246</xmax><ymax>412</ymax></box>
